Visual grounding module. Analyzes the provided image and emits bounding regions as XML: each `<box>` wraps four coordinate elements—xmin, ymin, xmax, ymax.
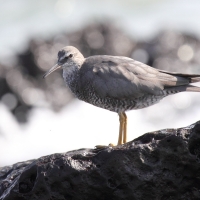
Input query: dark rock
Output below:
<box><xmin>1</xmin><ymin>121</ymin><xmax>200</xmax><ymax>200</ymax></box>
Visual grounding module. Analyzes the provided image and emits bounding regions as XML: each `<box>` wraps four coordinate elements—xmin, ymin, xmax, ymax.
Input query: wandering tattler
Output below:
<box><xmin>43</xmin><ymin>46</ymin><xmax>200</xmax><ymax>146</ymax></box>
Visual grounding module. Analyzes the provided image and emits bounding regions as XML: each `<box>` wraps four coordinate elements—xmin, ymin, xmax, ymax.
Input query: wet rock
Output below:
<box><xmin>1</xmin><ymin>121</ymin><xmax>200</xmax><ymax>200</ymax></box>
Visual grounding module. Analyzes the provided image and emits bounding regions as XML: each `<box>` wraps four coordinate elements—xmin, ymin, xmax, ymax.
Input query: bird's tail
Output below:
<box><xmin>190</xmin><ymin>77</ymin><xmax>200</xmax><ymax>83</ymax></box>
<box><xmin>166</xmin><ymin>85</ymin><xmax>200</xmax><ymax>93</ymax></box>
<box><xmin>159</xmin><ymin>70</ymin><xmax>200</xmax><ymax>83</ymax></box>
<box><xmin>185</xmin><ymin>85</ymin><xmax>200</xmax><ymax>92</ymax></box>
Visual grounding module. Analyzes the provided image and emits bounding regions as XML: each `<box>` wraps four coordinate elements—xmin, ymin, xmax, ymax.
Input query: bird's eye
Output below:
<box><xmin>68</xmin><ymin>54</ymin><xmax>73</xmax><ymax>58</ymax></box>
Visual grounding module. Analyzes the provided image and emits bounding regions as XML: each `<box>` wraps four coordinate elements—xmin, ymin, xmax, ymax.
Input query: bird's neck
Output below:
<box><xmin>62</xmin><ymin>63</ymin><xmax>80</xmax><ymax>95</ymax></box>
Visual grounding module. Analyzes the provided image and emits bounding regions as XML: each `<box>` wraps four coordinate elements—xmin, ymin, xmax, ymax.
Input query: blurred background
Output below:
<box><xmin>1</xmin><ymin>0</ymin><xmax>200</xmax><ymax>167</ymax></box>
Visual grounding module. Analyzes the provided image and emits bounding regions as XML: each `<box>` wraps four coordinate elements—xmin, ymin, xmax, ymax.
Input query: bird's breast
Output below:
<box><xmin>63</xmin><ymin>69</ymin><xmax>81</xmax><ymax>97</ymax></box>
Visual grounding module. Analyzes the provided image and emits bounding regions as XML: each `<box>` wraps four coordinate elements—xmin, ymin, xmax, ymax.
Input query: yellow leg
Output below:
<box><xmin>118</xmin><ymin>113</ymin><xmax>123</xmax><ymax>145</ymax></box>
<box><xmin>117</xmin><ymin>112</ymin><xmax>127</xmax><ymax>145</ymax></box>
<box><xmin>123</xmin><ymin>112</ymin><xmax>127</xmax><ymax>144</ymax></box>
<box><xmin>95</xmin><ymin>112</ymin><xmax>127</xmax><ymax>149</ymax></box>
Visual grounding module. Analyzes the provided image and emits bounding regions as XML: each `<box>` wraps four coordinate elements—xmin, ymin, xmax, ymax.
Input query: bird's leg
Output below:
<box><xmin>118</xmin><ymin>113</ymin><xmax>125</xmax><ymax>145</ymax></box>
<box><xmin>122</xmin><ymin>112</ymin><xmax>127</xmax><ymax>144</ymax></box>
<box><xmin>117</xmin><ymin>112</ymin><xmax>127</xmax><ymax>145</ymax></box>
<box><xmin>95</xmin><ymin>114</ymin><xmax>122</xmax><ymax>148</ymax></box>
<box><xmin>95</xmin><ymin>112</ymin><xmax>127</xmax><ymax>149</ymax></box>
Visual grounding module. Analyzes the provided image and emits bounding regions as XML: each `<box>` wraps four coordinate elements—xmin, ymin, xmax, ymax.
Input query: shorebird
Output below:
<box><xmin>43</xmin><ymin>46</ymin><xmax>200</xmax><ymax>145</ymax></box>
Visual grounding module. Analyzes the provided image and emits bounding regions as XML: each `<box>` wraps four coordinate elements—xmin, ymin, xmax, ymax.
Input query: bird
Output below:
<box><xmin>43</xmin><ymin>46</ymin><xmax>200</xmax><ymax>146</ymax></box>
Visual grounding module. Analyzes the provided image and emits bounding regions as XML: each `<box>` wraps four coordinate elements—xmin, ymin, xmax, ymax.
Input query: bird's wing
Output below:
<box><xmin>79</xmin><ymin>56</ymin><xmax>191</xmax><ymax>99</ymax></box>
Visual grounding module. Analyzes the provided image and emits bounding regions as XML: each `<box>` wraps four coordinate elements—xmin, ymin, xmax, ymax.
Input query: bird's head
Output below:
<box><xmin>43</xmin><ymin>46</ymin><xmax>84</xmax><ymax>78</ymax></box>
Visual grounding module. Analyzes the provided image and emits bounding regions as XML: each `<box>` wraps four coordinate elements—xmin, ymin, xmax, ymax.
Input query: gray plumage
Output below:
<box><xmin>43</xmin><ymin>46</ymin><xmax>200</xmax><ymax>145</ymax></box>
<box><xmin>45</xmin><ymin>46</ymin><xmax>200</xmax><ymax>113</ymax></box>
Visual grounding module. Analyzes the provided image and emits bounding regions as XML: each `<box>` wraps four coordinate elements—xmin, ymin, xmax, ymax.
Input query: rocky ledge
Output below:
<box><xmin>1</xmin><ymin>121</ymin><xmax>200</xmax><ymax>200</ymax></box>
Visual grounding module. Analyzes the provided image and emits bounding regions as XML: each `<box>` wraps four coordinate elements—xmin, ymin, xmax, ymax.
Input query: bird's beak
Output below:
<box><xmin>43</xmin><ymin>64</ymin><xmax>61</xmax><ymax>78</ymax></box>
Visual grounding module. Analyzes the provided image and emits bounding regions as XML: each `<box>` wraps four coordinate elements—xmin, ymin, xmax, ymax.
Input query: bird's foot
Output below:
<box><xmin>95</xmin><ymin>143</ymin><xmax>115</xmax><ymax>149</ymax></box>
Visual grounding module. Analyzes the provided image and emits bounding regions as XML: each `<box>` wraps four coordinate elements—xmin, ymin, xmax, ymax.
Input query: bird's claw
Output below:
<box><xmin>95</xmin><ymin>143</ymin><xmax>115</xmax><ymax>149</ymax></box>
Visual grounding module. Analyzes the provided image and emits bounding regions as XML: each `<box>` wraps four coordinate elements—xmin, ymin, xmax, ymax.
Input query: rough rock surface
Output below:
<box><xmin>1</xmin><ymin>121</ymin><xmax>200</xmax><ymax>200</ymax></box>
